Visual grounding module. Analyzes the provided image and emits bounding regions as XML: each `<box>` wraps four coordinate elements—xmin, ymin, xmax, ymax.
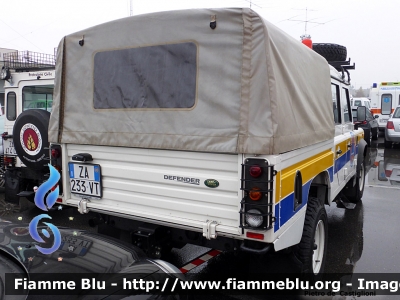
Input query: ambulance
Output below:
<box><xmin>369</xmin><ymin>82</ymin><xmax>400</xmax><ymax>130</ymax></box>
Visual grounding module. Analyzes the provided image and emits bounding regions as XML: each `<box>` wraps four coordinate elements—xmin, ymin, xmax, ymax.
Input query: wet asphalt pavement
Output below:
<box><xmin>1</xmin><ymin>136</ymin><xmax>399</xmax><ymax>300</ymax></box>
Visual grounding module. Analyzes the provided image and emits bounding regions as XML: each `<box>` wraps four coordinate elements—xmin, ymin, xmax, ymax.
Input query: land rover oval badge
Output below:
<box><xmin>204</xmin><ymin>179</ymin><xmax>219</xmax><ymax>188</ymax></box>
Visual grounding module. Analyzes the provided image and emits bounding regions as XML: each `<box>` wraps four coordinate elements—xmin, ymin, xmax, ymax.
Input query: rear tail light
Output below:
<box><xmin>50</xmin><ymin>144</ymin><xmax>63</xmax><ymax>195</ymax></box>
<box><xmin>240</xmin><ymin>159</ymin><xmax>275</xmax><ymax>231</ymax></box>
<box><xmin>385</xmin><ymin>170</ymin><xmax>393</xmax><ymax>177</ymax></box>
<box><xmin>387</xmin><ymin>121</ymin><xmax>394</xmax><ymax>130</ymax></box>
<box><xmin>3</xmin><ymin>156</ymin><xmax>13</xmax><ymax>164</ymax></box>
<box><xmin>51</xmin><ymin>148</ymin><xmax>60</xmax><ymax>158</ymax></box>
<box><xmin>249</xmin><ymin>165</ymin><xmax>262</xmax><ymax>178</ymax></box>
<box><xmin>249</xmin><ymin>187</ymin><xmax>262</xmax><ymax>201</ymax></box>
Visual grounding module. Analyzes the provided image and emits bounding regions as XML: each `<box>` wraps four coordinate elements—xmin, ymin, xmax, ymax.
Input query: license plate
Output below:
<box><xmin>380</xmin><ymin>119</ymin><xmax>388</xmax><ymax>123</ymax></box>
<box><xmin>3</xmin><ymin>139</ymin><xmax>17</xmax><ymax>156</ymax></box>
<box><xmin>59</xmin><ymin>235</ymin><xmax>92</xmax><ymax>256</ymax></box>
<box><xmin>68</xmin><ymin>163</ymin><xmax>102</xmax><ymax>198</ymax></box>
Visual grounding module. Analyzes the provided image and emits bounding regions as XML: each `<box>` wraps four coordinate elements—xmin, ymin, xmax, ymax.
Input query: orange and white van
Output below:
<box><xmin>369</xmin><ymin>82</ymin><xmax>400</xmax><ymax>130</ymax></box>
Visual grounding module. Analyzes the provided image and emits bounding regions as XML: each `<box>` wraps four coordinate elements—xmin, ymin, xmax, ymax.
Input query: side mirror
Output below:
<box><xmin>357</xmin><ymin>106</ymin><xmax>366</xmax><ymax>122</ymax></box>
<box><xmin>374</xmin><ymin>115</ymin><xmax>379</xmax><ymax>119</ymax></box>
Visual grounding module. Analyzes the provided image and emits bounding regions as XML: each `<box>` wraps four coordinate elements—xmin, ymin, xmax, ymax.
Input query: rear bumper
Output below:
<box><xmin>385</xmin><ymin>129</ymin><xmax>400</xmax><ymax>142</ymax></box>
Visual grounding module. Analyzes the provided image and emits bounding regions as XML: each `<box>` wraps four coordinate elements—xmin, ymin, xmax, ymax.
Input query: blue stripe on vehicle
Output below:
<box><xmin>334</xmin><ymin>145</ymin><xmax>359</xmax><ymax>175</ymax></box>
<box><xmin>274</xmin><ymin>180</ymin><xmax>312</xmax><ymax>232</ymax></box>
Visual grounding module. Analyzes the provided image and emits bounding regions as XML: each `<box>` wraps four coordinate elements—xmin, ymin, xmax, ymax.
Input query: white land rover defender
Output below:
<box><xmin>0</xmin><ymin>51</ymin><xmax>55</xmax><ymax>208</ymax></box>
<box><xmin>8</xmin><ymin>8</ymin><xmax>368</xmax><ymax>275</ymax></box>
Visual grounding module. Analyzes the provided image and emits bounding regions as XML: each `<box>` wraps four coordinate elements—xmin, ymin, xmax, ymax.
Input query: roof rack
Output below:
<box><xmin>3</xmin><ymin>51</ymin><xmax>55</xmax><ymax>72</ymax></box>
<box><xmin>329</xmin><ymin>58</ymin><xmax>355</xmax><ymax>83</ymax></box>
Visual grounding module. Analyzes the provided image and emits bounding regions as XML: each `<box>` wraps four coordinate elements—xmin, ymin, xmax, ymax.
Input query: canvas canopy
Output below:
<box><xmin>49</xmin><ymin>8</ymin><xmax>334</xmax><ymax>155</ymax></box>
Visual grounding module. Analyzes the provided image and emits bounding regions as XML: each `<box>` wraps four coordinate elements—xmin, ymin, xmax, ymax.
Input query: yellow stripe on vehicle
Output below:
<box><xmin>278</xmin><ymin>150</ymin><xmax>334</xmax><ymax>202</ymax></box>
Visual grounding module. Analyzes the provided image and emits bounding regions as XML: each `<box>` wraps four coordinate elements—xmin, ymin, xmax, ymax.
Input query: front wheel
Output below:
<box><xmin>293</xmin><ymin>197</ymin><xmax>328</xmax><ymax>276</ymax></box>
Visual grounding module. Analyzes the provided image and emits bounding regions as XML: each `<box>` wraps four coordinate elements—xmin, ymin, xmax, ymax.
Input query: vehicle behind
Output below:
<box><xmin>370</xmin><ymin>82</ymin><xmax>400</xmax><ymax>131</ymax></box>
<box><xmin>384</xmin><ymin>105</ymin><xmax>400</xmax><ymax>148</ymax></box>
<box><xmin>1</xmin><ymin>51</ymin><xmax>55</xmax><ymax>206</ymax></box>
<box><xmin>352</xmin><ymin>106</ymin><xmax>379</xmax><ymax>145</ymax></box>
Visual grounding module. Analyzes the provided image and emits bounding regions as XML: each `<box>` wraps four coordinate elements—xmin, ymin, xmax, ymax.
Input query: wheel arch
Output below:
<box><xmin>308</xmin><ymin>170</ymin><xmax>331</xmax><ymax>206</ymax></box>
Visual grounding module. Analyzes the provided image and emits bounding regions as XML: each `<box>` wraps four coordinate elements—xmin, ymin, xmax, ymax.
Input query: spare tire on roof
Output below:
<box><xmin>312</xmin><ymin>43</ymin><xmax>347</xmax><ymax>62</ymax></box>
<box><xmin>12</xmin><ymin>109</ymin><xmax>50</xmax><ymax>171</ymax></box>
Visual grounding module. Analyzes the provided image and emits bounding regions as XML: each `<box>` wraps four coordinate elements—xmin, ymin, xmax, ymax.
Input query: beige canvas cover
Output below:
<box><xmin>49</xmin><ymin>8</ymin><xmax>334</xmax><ymax>155</ymax></box>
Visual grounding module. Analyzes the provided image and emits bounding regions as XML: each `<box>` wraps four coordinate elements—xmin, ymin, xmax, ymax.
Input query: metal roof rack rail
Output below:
<box><xmin>329</xmin><ymin>58</ymin><xmax>355</xmax><ymax>83</ymax></box>
<box><xmin>3</xmin><ymin>51</ymin><xmax>55</xmax><ymax>72</ymax></box>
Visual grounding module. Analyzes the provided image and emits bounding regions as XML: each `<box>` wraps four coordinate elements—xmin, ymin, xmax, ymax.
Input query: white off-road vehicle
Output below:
<box><xmin>0</xmin><ymin>51</ymin><xmax>55</xmax><ymax>209</ymax></box>
<box><xmin>8</xmin><ymin>8</ymin><xmax>368</xmax><ymax>276</ymax></box>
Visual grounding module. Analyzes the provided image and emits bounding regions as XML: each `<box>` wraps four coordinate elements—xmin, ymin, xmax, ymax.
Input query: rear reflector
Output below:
<box><xmin>56</xmin><ymin>198</ymin><xmax>63</xmax><ymax>203</ymax></box>
<box><xmin>246</xmin><ymin>232</ymin><xmax>264</xmax><ymax>240</ymax></box>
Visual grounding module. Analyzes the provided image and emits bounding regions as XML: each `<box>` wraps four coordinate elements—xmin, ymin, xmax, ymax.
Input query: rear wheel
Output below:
<box><xmin>293</xmin><ymin>197</ymin><xmax>328</xmax><ymax>276</ymax></box>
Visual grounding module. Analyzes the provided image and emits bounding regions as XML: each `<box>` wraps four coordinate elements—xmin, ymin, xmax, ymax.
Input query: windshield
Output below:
<box><xmin>22</xmin><ymin>85</ymin><xmax>54</xmax><ymax>112</ymax></box>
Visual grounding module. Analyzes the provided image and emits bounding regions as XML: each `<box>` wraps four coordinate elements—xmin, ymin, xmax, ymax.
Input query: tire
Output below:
<box><xmin>343</xmin><ymin>162</ymin><xmax>365</xmax><ymax>203</ymax></box>
<box><xmin>12</xmin><ymin>109</ymin><xmax>50</xmax><ymax>171</ymax></box>
<box><xmin>293</xmin><ymin>197</ymin><xmax>328</xmax><ymax>277</ymax></box>
<box><xmin>371</xmin><ymin>128</ymin><xmax>378</xmax><ymax>141</ymax></box>
<box><xmin>312</xmin><ymin>43</ymin><xmax>347</xmax><ymax>62</ymax></box>
<box><xmin>363</xmin><ymin>129</ymin><xmax>371</xmax><ymax>146</ymax></box>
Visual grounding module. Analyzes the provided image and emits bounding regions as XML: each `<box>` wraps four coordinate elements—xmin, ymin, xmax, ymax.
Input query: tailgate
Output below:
<box><xmin>63</xmin><ymin>144</ymin><xmax>242</xmax><ymax>236</ymax></box>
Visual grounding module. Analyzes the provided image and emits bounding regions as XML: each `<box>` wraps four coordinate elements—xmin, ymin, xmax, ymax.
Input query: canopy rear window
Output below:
<box><xmin>93</xmin><ymin>42</ymin><xmax>197</xmax><ymax>109</ymax></box>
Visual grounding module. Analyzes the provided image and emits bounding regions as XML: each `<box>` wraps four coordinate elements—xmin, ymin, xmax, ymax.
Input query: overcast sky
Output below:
<box><xmin>0</xmin><ymin>0</ymin><xmax>396</xmax><ymax>89</ymax></box>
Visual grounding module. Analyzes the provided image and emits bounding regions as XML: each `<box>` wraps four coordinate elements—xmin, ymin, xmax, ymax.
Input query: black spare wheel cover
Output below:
<box><xmin>13</xmin><ymin>109</ymin><xmax>50</xmax><ymax>171</ymax></box>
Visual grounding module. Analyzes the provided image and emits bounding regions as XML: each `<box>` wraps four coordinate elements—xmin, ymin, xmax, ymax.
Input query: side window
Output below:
<box><xmin>22</xmin><ymin>85</ymin><xmax>54</xmax><ymax>112</ymax></box>
<box><xmin>6</xmin><ymin>92</ymin><xmax>16</xmax><ymax>121</ymax></box>
<box><xmin>294</xmin><ymin>171</ymin><xmax>302</xmax><ymax>210</ymax></box>
<box><xmin>381</xmin><ymin>94</ymin><xmax>392</xmax><ymax>115</ymax></box>
<box><xmin>332</xmin><ymin>84</ymin><xmax>341</xmax><ymax>124</ymax></box>
<box><xmin>393</xmin><ymin>108</ymin><xmax>400</xmax><ymax>118</ymax></box>
<box><xmin>342</xmin><ymin>87</ymin><xmax>352</xmax><ymax>123</ymax></box>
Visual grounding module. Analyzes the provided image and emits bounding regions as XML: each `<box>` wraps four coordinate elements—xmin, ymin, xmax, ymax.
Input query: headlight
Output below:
<box><xmin>245</xmin><ymin>209</ymin><xmax>263</xmax><ymax>228</ymax></box>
